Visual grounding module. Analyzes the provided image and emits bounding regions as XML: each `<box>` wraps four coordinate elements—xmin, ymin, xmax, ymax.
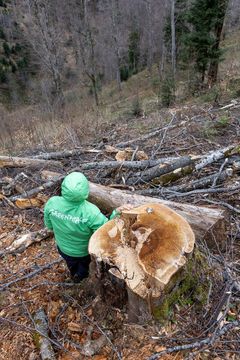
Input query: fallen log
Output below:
<box><xmin>126</xmin><ymin>156</ymin><xmax>199</xmax><ymax>185</ymax></box>
<box><xmin>150</xmin><ymin>160</ymin><xmax>233</xmax><ymax>187</ymax></box>
<box><xmin>127</xmin><ymin>144</ymin><xmax>240</xmax><ymax>185</ymax></box>
<box><xmin>7</xmin><ymin>178</ymin><xmax>225</xmax><ymax>246</ymax></box>
<box><xmin>88</xmin><ymin>182</ymin><xmax>225</xmax><ymax>246</ymax></box>
<box><xmin>151</xmin><ymin>163</ymin><xmax>195</xmax><ymax>186</ymax></box>
<box><xmin>166</xmin><ymin>185</ymin><xmax>240</xmax><ymax>199</ymax></box>
<box><xmin>139</xmin><ymin>168</ymin><xmax>234</xmax><ymax>196</ymax></box>
<box><xmin>81</xmin><ymin>158</ymin><xmax>178</xmax><ymax>171</ymax></box>
<box><xmin>9</xmin><ymin>176</ymin><xmax>64</xmax><ymax>202</ymax></box>
<box><xmin>33</xmin><ymin>148</ymin><xmax>101</xmax><ymax>160</ymax></box>
<box><xmin>0</xmin><ymin>155</ymin><xmax>60</xmax><ymax>168</ymax></box>
<box><xmin>195</xmin><ymin>144</ymin><xmax>240</xmax><ymax>171</ymax></box>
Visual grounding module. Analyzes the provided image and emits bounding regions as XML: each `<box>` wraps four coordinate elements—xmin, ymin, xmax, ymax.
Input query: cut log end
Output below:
<box><xmin>89</xmin><ymin>203</ymin><xmax>195</xmax><ymax>300</ymax></box>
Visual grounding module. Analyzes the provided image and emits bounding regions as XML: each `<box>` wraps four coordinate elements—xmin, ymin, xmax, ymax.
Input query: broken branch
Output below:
<box><xmin>9</xmin><ymin>176</ymin><xmax>64</xmax><ymax>202</ymax></box>
<box><xmin>33</xmin><ymin>309</ymin><xmax>56</xmax><ymax>360</ymax></box>
<box><xmin>148</xmin><ymin>320</ymin><xmax>240</xmax><ymax>360</ymax></box>
<box><xmin>139</xmin><ymin>168</ymin><xmax>234</xmax><ymax>196</ymax></box>
<box><xmin>0</xmin><ymin>229</ymin><xmax>53</xmax><ymax>257</ymax></box>
<box><xmin>127</xmin><ymin>144</ymin><xmax>239</xmax><ymax>185</ymax></box>
<box><xmin>0</xmin><ymin>259</ymin><xmax>62</xmax><ymax>291</ymax></box>
<box><xmin>81</xmin><ymin>158</ymin><xmax>178</xmax><ymax>171</ymax></box>
<box><xmin>33</xmin><ymin>148</ymin><xmax>101</xmax><ymax>160</ymax></box>
<box><xmin>127</xmin><ymin>156</ymin><xmax>198</xmax><ymax>185</ymax></box>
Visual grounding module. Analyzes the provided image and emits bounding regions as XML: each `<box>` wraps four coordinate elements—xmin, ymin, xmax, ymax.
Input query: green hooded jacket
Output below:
<box><xmin>44</xmin><ymin>172</ymin><xmax>116</xmax><ymax>257</ymax></box>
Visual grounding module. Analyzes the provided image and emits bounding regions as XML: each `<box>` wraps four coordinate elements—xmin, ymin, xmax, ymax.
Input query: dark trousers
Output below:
<box><xmin>57</xmin><ymin>247</ymin><xmax>91</xmax><ymax>282</ymax></box>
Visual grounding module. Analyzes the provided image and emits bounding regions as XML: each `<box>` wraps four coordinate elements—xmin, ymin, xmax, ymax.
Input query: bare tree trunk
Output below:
<box><xmin>171</xmin><ymin>0</ymin><xmax>176</xmax><ymax>79</ymax></box>
<box><xmin>159</xmin><ymin>43</ymin><xmax>166</xmax><ymax>81</ymax></box>
<box><xmin>90</xmin><ymin>74</ymin><xmax>99</xmax><ymax>107</ymax></box>
<box><xmin>66</xmin><ymin>0</ymin><xmax>100</xmax><ymax>107</ymax></box>
<box><xmin>145</xmin><ymin>0</ymin><xmax>154</xmax><ymax>72</ymax></box>
<box><xmin>109</xmin><ymin>0</ymin><xmax>122</xmax><ymax>91</ymax></box>
<box><xmin>22</xmin><ymin>0</ymin><xmax>65</xmax><ymax>113</ymax></box>
<box><xmin>52</xmin><ymin>70</ymin><xmax>65</xmax><ymax>112</ymax></box>
<box><xmin>207</xmin><ymin>0</ymin><xmax>228</xmax><ymax>87</ymax></box>
<box><xmin>84</xmin><ymin>27</ymin><xmax>99</xmax><ymax>106</ymax></box>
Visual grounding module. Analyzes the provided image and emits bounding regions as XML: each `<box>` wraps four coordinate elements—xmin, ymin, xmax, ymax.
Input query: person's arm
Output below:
<box><xmin>109</xmin><ymin>209</ymin><xmax>120</xmax><ymax>219</ymax></box>
<box><xmin>110</xmin><ymin>204</ymin><xmax>134</xmax><ymax>219</ymax></box>
<box><xmin>88</xmin><ymin>204</ymin><xmax>134</xmax><ymax>231</ymax></box>
<box><xmin>89</xmin><ymin>211</ymin><xmax>108</xmax><ymax>232</ymax></box>
<box><xmin>44</xmin><ymin>201</ymin><xmax>53</xmax><ymax>230</ymax></box>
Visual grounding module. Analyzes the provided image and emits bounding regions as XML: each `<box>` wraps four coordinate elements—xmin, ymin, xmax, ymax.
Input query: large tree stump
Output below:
<box><xmin>89</xmin><ymin>203</ymin><xmax>195</xmax><ymax>322</ymax></box>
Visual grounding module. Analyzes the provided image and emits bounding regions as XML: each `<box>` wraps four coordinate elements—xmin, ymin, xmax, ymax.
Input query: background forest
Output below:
<box><xmin>0</xmin><ymin>0</ymin><xmax>240</xmax><ymax>151</ymax></box>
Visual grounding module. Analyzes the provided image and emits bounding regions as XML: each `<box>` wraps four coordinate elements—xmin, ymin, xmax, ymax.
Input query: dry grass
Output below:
<box><xmin>0</xmin><ymin>67</ymin><xmax>162</xmax><ymax>153</ymax></box>
<box><xmin>1</xmin><ymin>30</ymin><xmax>240</xmax><ymax>154</ymax></box>
<box><xmin>219</xmin><ymin>30</ymin><xmax>240</xmax><ymax>93</ymax></box>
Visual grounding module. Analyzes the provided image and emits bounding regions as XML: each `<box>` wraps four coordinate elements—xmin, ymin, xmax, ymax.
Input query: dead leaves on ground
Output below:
<box><xmin>115</xmin><ymin>148</ymin><xmax>148</xmax><ymax>161</ymax></box>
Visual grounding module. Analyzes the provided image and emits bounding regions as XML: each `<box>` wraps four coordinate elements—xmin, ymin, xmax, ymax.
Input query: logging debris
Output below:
<box><xmin>0</xmin><ymin>108</ymin><xmax>239</xmax><ymax>360</ymax></box>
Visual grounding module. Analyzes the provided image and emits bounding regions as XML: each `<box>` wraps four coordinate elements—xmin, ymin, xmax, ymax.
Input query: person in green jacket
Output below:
<box><xmin>44</xmin><ymin>172</ymin><xmax>120</xmax><ymax>283</ymax></box>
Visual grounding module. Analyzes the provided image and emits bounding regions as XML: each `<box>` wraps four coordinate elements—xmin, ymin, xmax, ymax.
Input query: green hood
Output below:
<box><xmin>61</xmin><ymin>172</ymin><xmax>89</xmax><ymax>203</ymax></box>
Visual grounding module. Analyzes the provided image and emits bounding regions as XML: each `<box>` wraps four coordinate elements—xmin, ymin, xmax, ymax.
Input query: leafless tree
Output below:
<box><xmin>3</xmin><ymin>0</ymin><xmax>235</xmax><ymax>115</ymax></box>
<box><xmin>207</xmin><ymin>0</ymin><xmax>229</xmax><ymax>87</ymax></box>
<box><xmin>171</xmin><ymin>0</ymin><xmax>176</xmax><ymax>80</ymax></box>
<box><xmin>65</xmin><ymin>0</ymin><xmax>102</xmax><ymax>106</ymax></box>
<box><xmin>108</xmin><ymin>0</ymin><xmax>122</xmax><ymax>90</ymax></box>
<box><xmin>16</xmin><ymin>0</ymin><xmax>66</xmax><ymax>112</ymax></box>
<box><xmin>143</xmin><ymin>0</ymin><xmax>154</xmax><ymax>71</ymax></box>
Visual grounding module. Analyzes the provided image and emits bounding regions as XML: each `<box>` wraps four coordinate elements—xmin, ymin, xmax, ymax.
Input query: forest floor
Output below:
<box><xmin>0</xmin><ymin>100</ymin><xmax>240</xmax><ymax>360</ymax></box>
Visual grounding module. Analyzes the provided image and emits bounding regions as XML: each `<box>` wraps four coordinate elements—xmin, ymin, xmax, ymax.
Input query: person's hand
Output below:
<box><xmin>116</xmin><ymin>204</ymin><xmax>134</xmax><ymax>213</ymax></box>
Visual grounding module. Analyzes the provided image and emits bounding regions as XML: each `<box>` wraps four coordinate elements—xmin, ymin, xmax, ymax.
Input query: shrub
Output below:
<box><xmin>120</xmin><ymin>65</ymin><xmax>131</xmax><ymax>82</ymax></box>
<box><xmin>130</xmin><ymin>96</ymin><xmax>142</xmax><ymax>117</ymax></box>
<box><xmin>161</xmin><ymin>77</ymin><xmax>175</xmax><ymax>107</ymax></box>
<box><xmin>215</xmin><ymin>115</ymin><xmax>230</xmax><ymax>128</ymax></box>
